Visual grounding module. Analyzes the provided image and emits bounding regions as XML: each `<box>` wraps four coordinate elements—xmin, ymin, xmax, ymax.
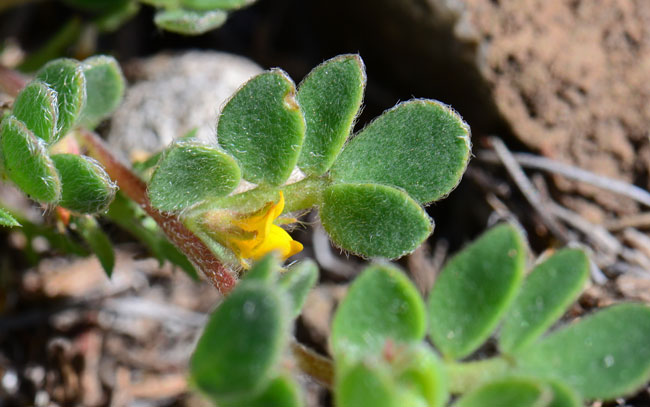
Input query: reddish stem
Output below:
<box><xmin>79</xmin><ymin>130</ymin><xmax>237</xmax><ymax>294</ymax></box>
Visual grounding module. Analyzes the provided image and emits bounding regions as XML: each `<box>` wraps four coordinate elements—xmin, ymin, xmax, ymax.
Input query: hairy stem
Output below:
<box><xmin>191</xmin><ymin>176</ymin><xmax>327</xmax><ymax>216</ymax></box>
<box><xmin>283</xmin><ymin>176</ymin><xmax>327</xmax><ymax>212</ymax></box>
<box><xmin>78</xmin><ymin>131</ymin><xmax>335</xmax><ymax>387</ymax></box>
<box><xmin>79</xmin><ymin>130</ymin><xmax>237</xmax><ymax>294</ymax></box>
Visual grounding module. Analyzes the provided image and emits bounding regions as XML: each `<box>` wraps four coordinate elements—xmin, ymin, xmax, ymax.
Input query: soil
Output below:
<box><xmin>462</xmin><ymin>0</ymin><xmax>650</xmax><ymax>215</ymax></box>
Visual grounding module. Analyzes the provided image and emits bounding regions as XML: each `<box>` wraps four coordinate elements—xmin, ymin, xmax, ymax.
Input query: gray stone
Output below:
<box><xmin>107</xmin><ymin>51</ymin><xmax>263</xmax><ymax>160</ymax></box>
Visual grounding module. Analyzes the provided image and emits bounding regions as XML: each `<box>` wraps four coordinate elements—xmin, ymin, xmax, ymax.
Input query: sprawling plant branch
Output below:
<box><xmin>1</xmin><ymin>62</ymin><xmax>334</xmax><ymax>387</ymax></box>
<box><xmin>79</xmin><ymin>130</ymin><xmax>336</xmax><ymax>383</ymax></box>
<box><xmin>79</xmin><ymin>130</ymin><xmax>238</xmax><ymax>294</ymax></box>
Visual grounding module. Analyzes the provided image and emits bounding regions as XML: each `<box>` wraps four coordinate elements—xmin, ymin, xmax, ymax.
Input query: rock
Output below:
<box><xmin>107</xmin><ymin>51</ymin><xmax>263</xmax><ymax>160</ymax></box>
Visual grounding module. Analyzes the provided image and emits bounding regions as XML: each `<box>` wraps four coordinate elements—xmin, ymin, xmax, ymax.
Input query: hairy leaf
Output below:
<box><xmin>154</xmin><ymin>9</ymin><xmax>227</xmax><ymax>35</ymax></box>
<box><xmin>52</xmin><ymin>154</ymin><xmax>117</xmax><ymax>214</ymax></box>
<box><xmin>331</xmin><ymin>99</ymin><xmax>470</xmax><ymax>204</ymax></box>
<box><xmin>517</xmin><ymin>303</ymin><xmax>650</xmax><ymax>400</ymax></box>
<box><xmin>217</xmin><ymin>70</ymin><xmax>305</xmax><ymax>186</ymax></box>
<box><xmin>79</xmin><ymin>55</ymin><xmax>125</xmax><ymax>128</ymax></box>
<box><xmin>336</xmin><ymin>362</ymin><xmax>399</xmax><ymax>407</ymax></box>
<box><xmin>191</xmin><ymin>281</ymin><xmax>289</xmax><ymax>401</ymax></box>
<box><xmin>243</xmin><ymin>253</ymin><xmax>280</xmax><ymax>283</ymax></box>
<box><xmin>36</xmin><ymin>59</ymin><xmax>86</xmax><ymax>140</ymax></box>
<box><xmin>279</xmin><ymin>260</ymin><xmax>319</xmax><ymax>318</ymax></box>
<box><xmin>12</xmin><ymin>81</ymin><xmax>58</xmax><ymax>143</ymax></box>
<box><xmin>428</xmin><ymin>224</ymin><xmax>526</xmax><ymax>360</ymax></box>
<box><xmin>148</xmin><ymin>142</ymin><xmax>241</xmax><ymax>212</ymax></box>
<box><xmin>0</xmin><ymin>116</ymin><xmax>61</xmax><ymax>203</ymax></box>
<box><xmin>331</xmin><ymin>264</ymin><xmax>426</xmax><ymax>361</ymax></box>
<box><xmin>453</xmin><ymin>378</ymin><xmax>552</xmax><ymax>407</ymax></box>
<box><xmin>320</xmin><ymin>183</ymin><xmax>432</xmax><ymax>259</ymax></box>
<box><xmin>220</xmin><ymin>375</ymin><xmax>303</xmax><ymax>407</ymax></box>
<box><xmin>500</xmin><ymin>249</ymin><xmax>589</xmax><ymax>353</ymax></box>
<box><xmin>394</xmin><ymin>345</ymin><xmax>449</xmax><ymax>407</ymax></box>
<box><xmin>297</xmin><ymin>54</ymin><xmax>365</xmax><ymax>175</ymax></box>
<box><xmin>0</xmin><ymin>207</ymin><xmax>20</xmax><ymax>227</ymax></box>
<box><xmin>547</xmin><ymin>381</ymin><xmax>582</xmax><ymax>407</ymax></box>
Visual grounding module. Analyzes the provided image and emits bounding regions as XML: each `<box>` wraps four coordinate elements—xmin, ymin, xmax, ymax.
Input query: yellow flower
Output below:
<box><xmin>212</xmin><ymin>191</ymin><xmax>303</xmax><ymax>267</ymax></box>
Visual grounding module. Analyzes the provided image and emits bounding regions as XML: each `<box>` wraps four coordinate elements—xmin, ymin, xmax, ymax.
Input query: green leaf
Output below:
<box><xmin>0</xmin><ymin>207</ymin><xmax>20</xmax><ymax>227</ymax></box>
<box><xmin>243</xmin><ymin>253</ymin><xmax>280</xmax><ymax>283</ymax></box>
<box><xmin>217</xmin><ymin>70</ymin><xmax>305</xmax><ymax>186</ymax></box>
<box><xmin>394</xmin><ymin>345</ymin><xmax>449</xmax><ymax>407</ymax></box>
<box><xmin>51</xmin><ymin>154</ymin><xmax>117</xmax><ymax>214</ymax></box>
<box><xmin>36</xmin><ymin>59</ymin><xmax>86</xmax><ymax>140</ymax></box>
<box><xmin>153</xmin><ymin>9</ymin><xmax>227</xmax><ymax>35</ymax></box>
<box><xmin>517</xmin><ymin>303</ymin><xmax>650</xmax><ymax>400</ymax></box>
<box><xmin>297</xmin><ymin>54</ymin><xmax>365</xmax><ymax>176</ymax></box>
<box><xmin>453</xmin><ymin>377</ymin><xmax>552</xmax><ymax>407</ymax></box>
<box><xmin>320</xmin><ymin>183</ymin><xmax>432</xmax><ymax>259</ymax></box>
<box><xmin>331</xmin><ymin>264</ymin><xmax>426</xmax><ymax>362</ymax></box>
<box><xmin>500</xmin><ymin>249</ymin><xmax>590</xmax><ymax>354</ymax></box>
<box><xmin>12</xmin><ymin>81</ymin><xmax>58</xmax><ymax>143</ymax></box>
<box><xmin>428</xmin><ymin>224</ymin><xmax>526</xmax><ymax>360</ymax></box>
<box><xmin>79</xmin><ymin>55</ymin><xmax>125</xmax><ymax>128</ymax></box>
<box><xmin>0</xmin><ymin>116</ymin><xmax>61</xmax><ymax>203</ymax></box>
<box><xmin>336</xmin><ymin>362</ymin><xmax>400</xmax><ymax>407</ymax></box>
<box><xmin>181</xmin><ymin>0</ymin><xmax>254</xmax><ymax>10</ymax></box>
<box><xmin>148</xmin><ymin>142</ymin><xmax>241</xmax><ymax>212</ymax></box>
<box><xmin>191</xmin><ymin>281</ymin><xmax>289</xmax><ymax>402</ymax></box>
<box><xmin>279</xmin><ymin>260</ymin><xmax>319</xmax><ymax>318</ymax></box>
<box><xmin>74</xmin><ymin>216</ymin><xmax>115</xmax><ymax>277</ymax></box>
<box><xmin>330</xmin><ymin>99</ymin><xmax>471</xmax><ymax>204</ymax></box>
<box><xmin>547</xmin><ymin>381</ymin><xmax>582</xmax><ymax>407</ymax></box>
<box><xmin>220</xmin><ymin>375</ymin><xmax>303</xmax><ymax>407</ymax></box>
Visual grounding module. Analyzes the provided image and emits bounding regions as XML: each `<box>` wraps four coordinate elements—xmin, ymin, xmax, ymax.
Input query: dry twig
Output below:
<box><xmin>489</xmin><ymin>137</ymin><xmax>569</xmax><ymax>241</ymax></box>
<box><xmin>479</xmin><ymin>149</ymin><xmax>650</xmax><ymax>207</ymax></box>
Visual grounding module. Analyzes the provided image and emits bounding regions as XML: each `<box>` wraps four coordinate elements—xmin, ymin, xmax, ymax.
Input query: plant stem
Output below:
<box><xmin>191</xmin><ymin>176</ymin><xmax>327</xmax><ymax>216</ymax></box>
<box><xmin>446</xmin><ymin>356</ymin><xmax>510</xmax><ymax>394</ymax></box>
<box><xmin>79</xmin><ymin>131</ymin><xmax>336</xmax><ymax>387</ymax></box>
<box><xmin>290</xmin><ymin>339</ymin><xmax>334</xmax><ymax>388</ymax></box>
<box><xmin>79</xmin><ymin>130</ymin><xmax>237</xmax><ymax>294</ymax></box>
<box><xmin>283</xmin><ymin>176</ymin><xmax>327</xmax><ymax>213</ymax></box>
